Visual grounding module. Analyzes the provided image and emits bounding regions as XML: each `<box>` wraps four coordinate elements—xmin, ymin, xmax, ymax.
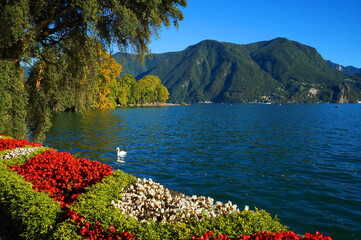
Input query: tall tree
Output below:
<box><xmin>0</xmin><ymin>0</ymin><xmax>187</xmax><ymax>140</ymax></box>
<box><xmin>94</xmin><ymin>45</ymin><xmax>122</xmax><ymax>110</ymax></box>
<box><xmin>0</xmin><ymin>0</ymin><xmax>187</xmax><ymax>63</ymax></box>
<box><xmin>156</xmin><ymin>84</ymin><xmax>170</xmax><ymax>103</ymax></box>
<box><xmin>138</xmin><ymin>75</ymin><xmax>169</xmax><ymax>104</ymax></box>
<box><xmin>0</xmin><ymin>60</ymin><xmax>27</xmax><ymax>138</ymax></box>
<box><xmin>115</xmin><ymin>73</ymin><xmax>138</xmax><ymax>106</ymax></box>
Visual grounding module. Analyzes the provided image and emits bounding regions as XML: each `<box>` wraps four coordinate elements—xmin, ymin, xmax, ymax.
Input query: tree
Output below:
<box><xmin>94</xmin><ymin>45</ymin><xmax>122</xmax><ymax>110</ymax></box>
<box><xmin>138</xmin><ymin>75</ymin><xmax>160</xmax><ymax>103</ymax></box>
<box><xmin>0</xmin><ymin>0</ymin><xmax>187</xmax><ymax>63</ymax></box>
<box><xmin>115</xmin><ymin>74</ymin><xmax>139</xmax><ymax>106</ymax></box>
<box><xmin>0</xmin><ymin>0</ymin><xmax>187</xmax><ymax>140</ymax></box>
<box><xmin>0</xmin><ymin>60</ymin><xmax>27</xmax><ymax>138</ymax></box>
<box><xmin>156</xmin><ymin>84</ymin><xmax>170</xmax><ymax>103</ymax></box>
<box><xmin>138</xmin><ymin>75</ymin><xmax>169</xmax><ymax>104</ymax></box>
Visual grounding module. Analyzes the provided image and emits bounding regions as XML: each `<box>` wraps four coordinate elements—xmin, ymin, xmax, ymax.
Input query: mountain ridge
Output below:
<box><xmin>326</xmin><ymin>60</ymin><xmax>361</xmax><ymax>76</ymax></box>
<box><xmin>113</xmin><ymin>38</ymin><xmax>361</xmax><ymax>103</ymax></box>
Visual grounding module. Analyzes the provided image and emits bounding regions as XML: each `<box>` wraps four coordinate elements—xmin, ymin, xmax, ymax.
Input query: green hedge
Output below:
<box><xmin>52</xmin><ymin>169</ymin><xmax>137</xmax><ymax>239</ymax></box>
<box><xmin>0</xmin><ymin>160</ymin><xmax>62</xmax><ymax>239</ymax></box>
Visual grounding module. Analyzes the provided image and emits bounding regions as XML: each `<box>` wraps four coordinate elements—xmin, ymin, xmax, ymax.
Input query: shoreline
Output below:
<box><xmin>119</xmin><ymin>103</ymin><xmax>183</xmax><ymax>107</ymax></box>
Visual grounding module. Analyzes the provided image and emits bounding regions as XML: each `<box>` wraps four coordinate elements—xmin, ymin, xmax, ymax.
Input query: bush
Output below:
<box><xmin>0</xmin><ymin>161</ymin><xmax>62</xmax><ymax>239</ymax></box>
<box><xmin>52</xmin><ymin>219</ymin><xmax>82</xmax><ymax>240</ymax></box>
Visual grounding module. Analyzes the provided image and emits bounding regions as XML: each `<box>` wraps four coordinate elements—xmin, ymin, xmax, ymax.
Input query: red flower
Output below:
<box><xmin>192</xmin><ymin>230</ymin><xmax>332</xmax><ymax>240</ymax></box>
<box><xmin>9</xmin><ymin>149</ymin><xmax>112</xmax><ymax>206</ymax></box>
<box><xmin>0</xmin><ymin>138</ymin><xmax>42</xmax><ymax>151</ymax></box>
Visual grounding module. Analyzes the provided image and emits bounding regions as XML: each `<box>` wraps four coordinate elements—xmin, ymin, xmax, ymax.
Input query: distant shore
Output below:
<box><xmin>120</xmin><ymin>103</ymin><xmax>184</xmax><ymax>107</ymax></box>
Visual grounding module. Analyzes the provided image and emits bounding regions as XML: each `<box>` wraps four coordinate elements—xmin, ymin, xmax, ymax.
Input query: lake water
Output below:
<box><xmin>44</xmin><ymin>104</ymin><xmax>361</xmax><ymax>240</ymax></box>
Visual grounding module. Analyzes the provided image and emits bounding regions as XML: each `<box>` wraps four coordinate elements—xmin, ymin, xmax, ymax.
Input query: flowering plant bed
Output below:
<box><xmin>193</xmin><ymin>230</ymin><xmax>332</xmax><ymax>240</ymax></box>
<box><xmin>0</xmin><ymin>138</ymin><xmax>42</xmax><ymax>151</ymax></box>
<box><xmin>10</xmin><ymin>149</ymin><xmax>112</xmax><ymax>207</ymax></box>
<box><xmin>0</xmin><ymin>135</ymin><xmax>333</xmax><ymax>240</ymax></box>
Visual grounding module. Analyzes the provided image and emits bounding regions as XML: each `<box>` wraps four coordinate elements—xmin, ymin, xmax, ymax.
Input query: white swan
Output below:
<box><xmin>116</xmin><ymin>147</ymin><xmax>127</xmax><ymax>157</ymax></box>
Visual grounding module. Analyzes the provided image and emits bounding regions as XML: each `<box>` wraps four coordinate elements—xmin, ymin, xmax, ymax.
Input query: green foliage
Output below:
<box><xmin>115</xmin><ymin>74</ymin><xmax>137</xmax><ymax>106</ymax></box>
<box><xmin>52</xmin><ymin>219</ymin><xmax>82</xmax><ymax>240</ymax></box>
<box><xmin>25</xmin><ymin>42</ymin><xmax>99</xmax><ymax>142</ymax></box>
<box><xmin>0</xmin><ymin>60</ymin><xmax>27</xmax><ymax>138</ymax></box>
<box><xmin>127</xmin><ymin>74</ymin><xmax>141</xmax><ymax>105</ymax></box>
<box><xmin>0</xmin><ymin>0</ymin><xmax>187</xmax><ymax>63</ymax></box>
<box><xmin>51</xmin><ymin>169</ymin><xmax>136</xmax><ymax>238</ymax></box>
<box><xmin>110</xmin><ymin>74</ymin><xmax>169</xmax><ymax>106</ymax></box>
<box><xmin>116</xmin><ymin>38</ymin><xmax>361</xmax><ymax>103</ymax></box>
<box><xmin>71</xmin><ymin>170</ymin><xmax>136</xmax><ymax>222</ymax></box>
<box><xmin>185</xmin><ymin>209</ymin><xmax>287</xmax><ymax>239</ymax></box>
<box><xmin>137</xmin><ymin>75</ymin><xmax>169</xmax><ymax>104</ymax></box>
<box><xmin>0</xmin><ymin>161</ymin><xmax>62</xmax><ymax>240</ymax></box>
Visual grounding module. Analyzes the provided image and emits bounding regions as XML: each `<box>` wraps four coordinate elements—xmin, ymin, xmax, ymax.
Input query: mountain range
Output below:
<box><xmin>326</xmin><ymin>60</ymin><xmax>361</xmax><ymax>76</ymax></box>
<box><xmin>114</xmin><ymin>38</ymin><xmax>361</xmax><ymax>103</ymax></box>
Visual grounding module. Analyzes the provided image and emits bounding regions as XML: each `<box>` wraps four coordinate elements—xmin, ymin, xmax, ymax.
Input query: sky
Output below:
<box><xmin>146</xmin><ymin>0</ymin><xmax>361</xmax><ymax>68</ymax></box>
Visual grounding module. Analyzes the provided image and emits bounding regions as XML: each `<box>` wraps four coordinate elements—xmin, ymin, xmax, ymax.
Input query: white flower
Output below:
<box><xmin>111</xmin><ymin>177</ymin><xmax>240</xmax><ymax>223</ymax></box>
<box><xmin>0</xmin><ymin>147</ymin><xmax>41</xmax><ymax>160</ymax></box>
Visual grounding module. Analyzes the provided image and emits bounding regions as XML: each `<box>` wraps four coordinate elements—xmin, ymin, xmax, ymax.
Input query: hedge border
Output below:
<box><xmin>0</xmin><ymin>161</ymin><xmax>62</xmax><ymax>239</ymax></box>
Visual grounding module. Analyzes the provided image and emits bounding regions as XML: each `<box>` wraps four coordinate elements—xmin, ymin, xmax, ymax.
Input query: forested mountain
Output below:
<box><xmin>113</xmin><ymin>38</ymin><xmax>361</xmax><ymax>103</ymax></box>
<box><xmin>327</xmin><ymin>60</ymin><xmax>361</xmax><ymax>76</ymax></box>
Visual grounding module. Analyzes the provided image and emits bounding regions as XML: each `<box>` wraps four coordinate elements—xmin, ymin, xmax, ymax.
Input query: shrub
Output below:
<box><xmin>0</xmin><ymin>161</ymin><xmax>62</xmax><ymax>239</ymax></box>
<box><xmin>51</xmin><ymin>170</ymin><xmax>136</xmax><ymax>238</ymax></box>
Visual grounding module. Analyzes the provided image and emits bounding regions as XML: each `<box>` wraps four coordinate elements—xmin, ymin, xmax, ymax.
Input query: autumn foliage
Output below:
<box><xmin>94</xmin><ymin>46</ymin><xmax>122</xmax><ymax>110</ymax></box>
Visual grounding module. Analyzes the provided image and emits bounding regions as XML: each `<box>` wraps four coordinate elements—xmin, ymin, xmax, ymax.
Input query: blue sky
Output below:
<box><xmin>147</xmin><ymin>0</ymin><xmax>361</xmax><ymax>68</ymax></box>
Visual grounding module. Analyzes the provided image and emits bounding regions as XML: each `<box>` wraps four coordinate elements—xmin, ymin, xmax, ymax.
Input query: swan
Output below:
<box><xmin>116</xmin><ymin>147</ymin><xmax>127</xmax><ymax>157</ymax></box>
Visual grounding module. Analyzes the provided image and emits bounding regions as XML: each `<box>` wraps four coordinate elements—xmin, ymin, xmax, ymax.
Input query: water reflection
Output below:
<box><xmin>116</xmin><ymin>156</ymin><xmax>126</xmax><ymax>164</ymax></box>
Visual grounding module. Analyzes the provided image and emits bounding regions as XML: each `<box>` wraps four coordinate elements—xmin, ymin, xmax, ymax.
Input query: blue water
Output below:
<box><xmin>45</xmin><ymin>104</ymin><xmax>361</xmax><ymax>240</ymax></box>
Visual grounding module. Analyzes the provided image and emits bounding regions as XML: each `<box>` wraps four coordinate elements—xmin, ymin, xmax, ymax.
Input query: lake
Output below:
<box><xmin>44</xmin><ymin>104</ymin><xmax>361</xmax><ymax>240</ymax></box>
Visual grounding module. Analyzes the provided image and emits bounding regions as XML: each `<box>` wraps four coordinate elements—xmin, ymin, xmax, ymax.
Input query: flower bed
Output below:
<box><xmin>111</xmin><ymin>178</ymin><xmax>239</xmax><ymax>223</ymax></box>
<box><xmin>0</xmin><ymin>147</ymin><xmax>41</xmax><ymax>160</ymax></box>
<box><xmin>193</xmin><ymin>230</ymin><xmax>332</xmax><ymax>240</ymax></box>
<box><xmin>10</xmin><ymin>149</ymin><xmax>113</xmax><ymax>207</ymax></box>
<box><xmin>0</xmin><ymin>138</ymin><xmax>42</xmax><ymax>151</ymax></box>
<box><xmin>0</xmin><ymin>135</ymin><xmax>333</xmax><ymax>240</ymax></box>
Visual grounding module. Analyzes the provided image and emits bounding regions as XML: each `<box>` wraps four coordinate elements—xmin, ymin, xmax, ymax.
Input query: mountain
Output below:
<box><xmin>113</xmin><ymin>38</ymin><xmax>361</xmax><ymax>103</ymax></box>
<box><xmin>327</xmin><ymin>60</ymin><xmax>361</xmax><ymax>76</ymax></box>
